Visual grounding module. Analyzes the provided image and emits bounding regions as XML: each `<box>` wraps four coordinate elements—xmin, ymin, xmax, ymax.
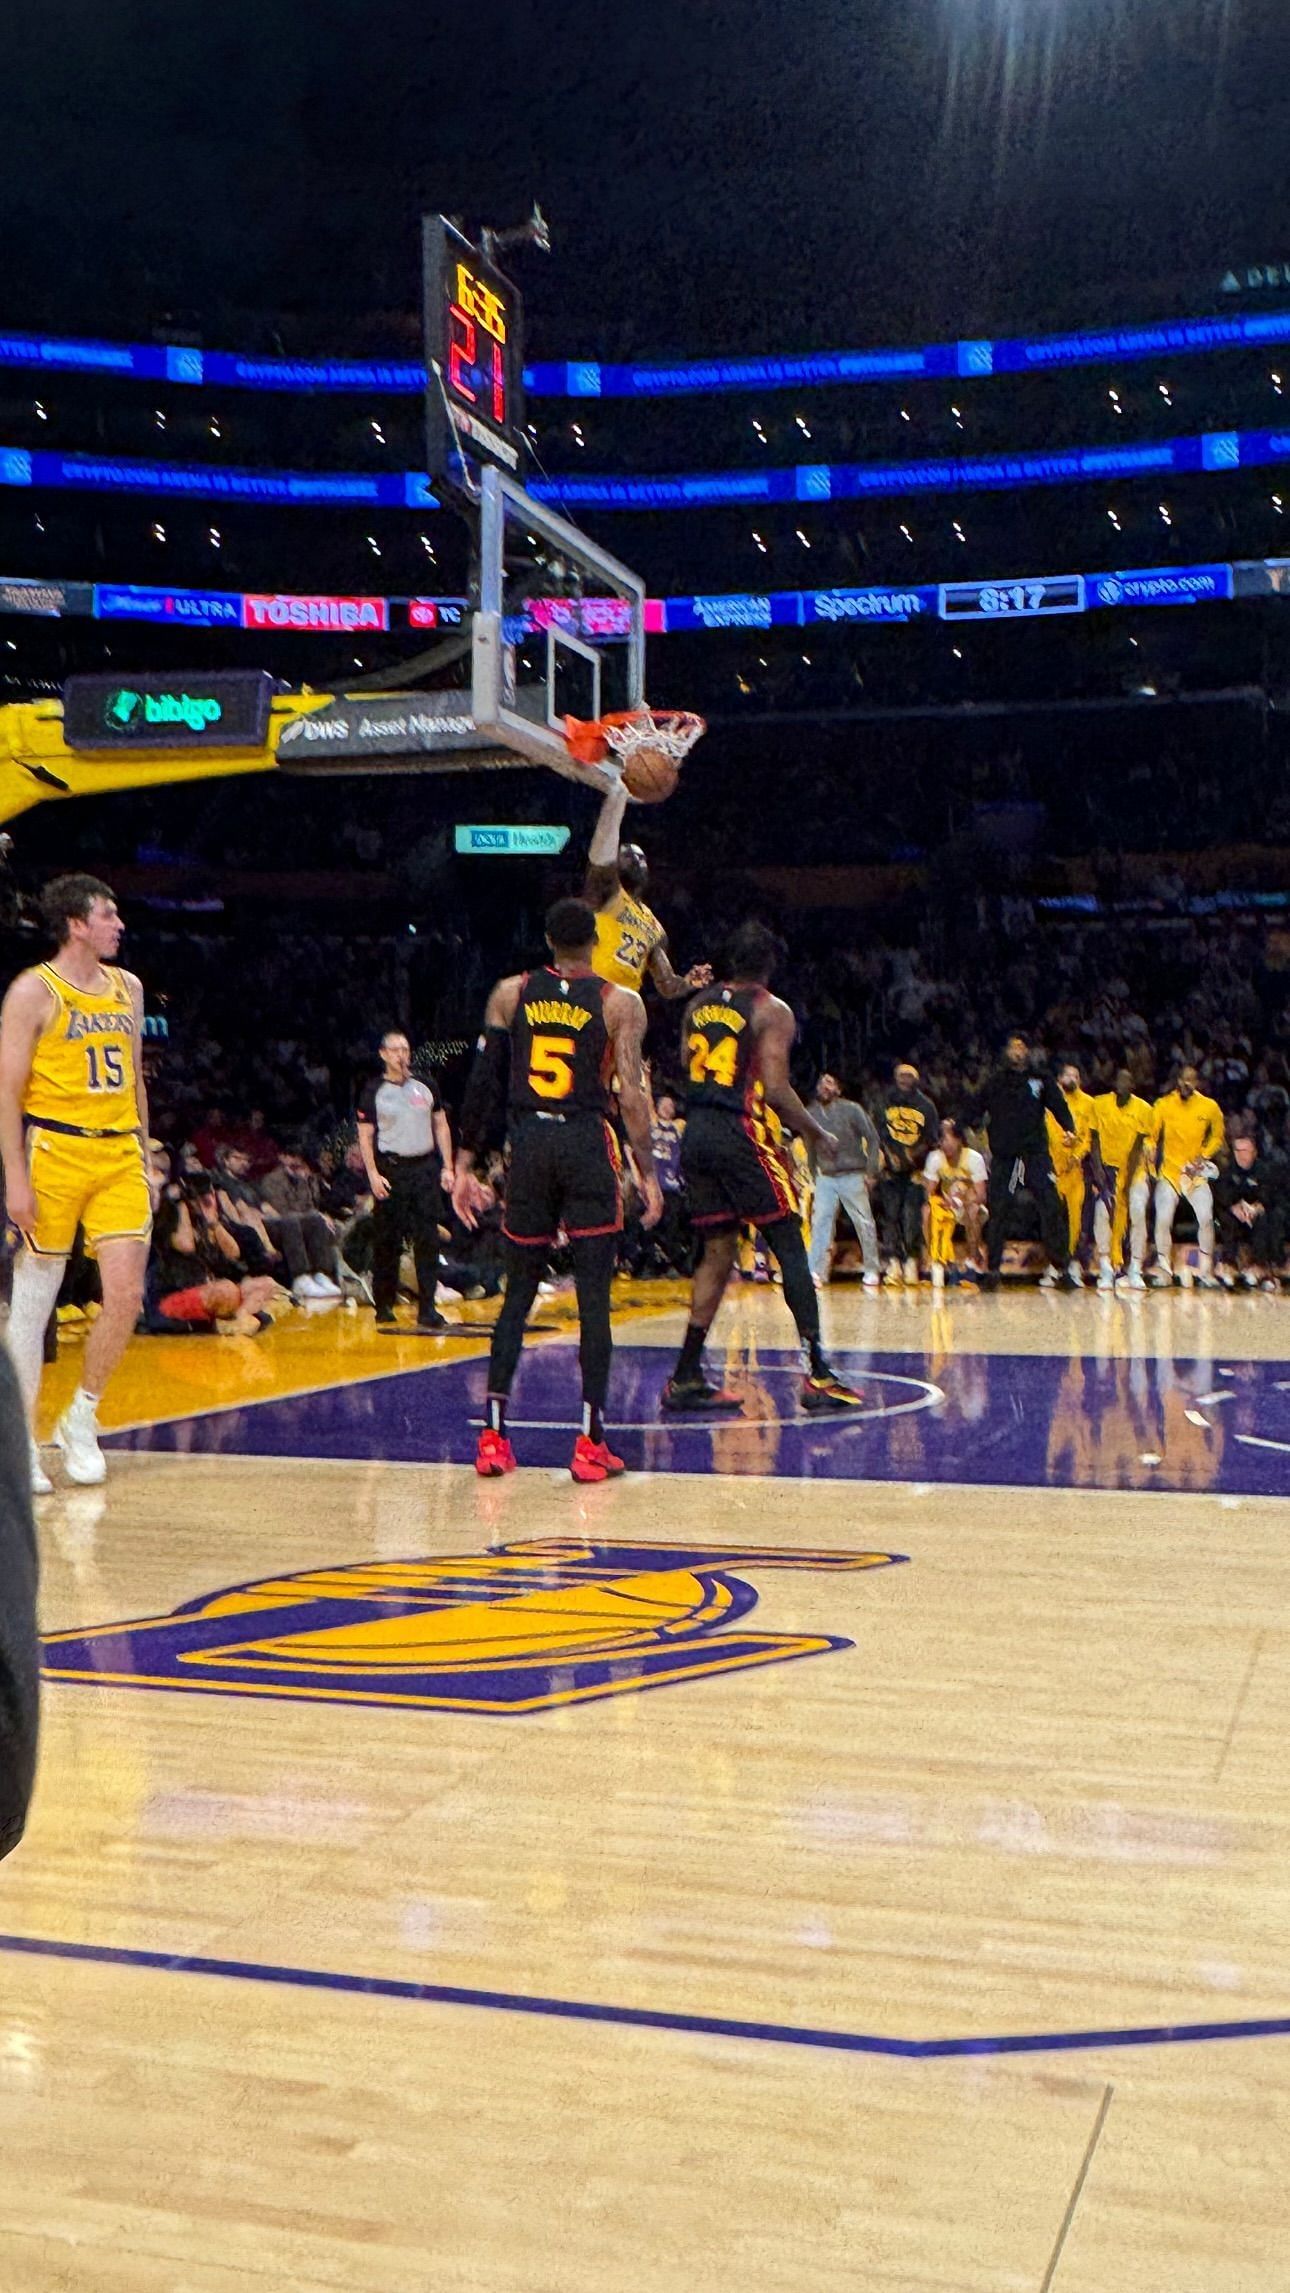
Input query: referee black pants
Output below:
<box><xmin>371</xmin><ymin>1153</ymin><xmax>442</xmax><ymax>1319</ymax></box>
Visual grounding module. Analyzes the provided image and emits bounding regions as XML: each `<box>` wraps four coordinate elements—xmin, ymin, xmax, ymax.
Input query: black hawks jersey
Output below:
<box><xmin>684</xmin><ymin>984</ymin><xmax>767</xmax><ymax>1113</ymax></box>
<box><xmin>510</xmin><ymin>966</ymin><xmax>614</xmax><ymax>1118</ymax></box>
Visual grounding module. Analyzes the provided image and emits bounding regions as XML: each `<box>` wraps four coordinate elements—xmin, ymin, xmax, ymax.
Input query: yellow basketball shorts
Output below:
<box><xmin>23</xmin><ymin>1127</ymin><xmax>151</xmax><ymax>1257</ymax></box>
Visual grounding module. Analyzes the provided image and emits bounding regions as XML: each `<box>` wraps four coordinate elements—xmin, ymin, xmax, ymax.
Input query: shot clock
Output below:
<box><xmin>423</xmin><ymin>216</ymin><xmax>526</xmax><ymax>490</ymax></box>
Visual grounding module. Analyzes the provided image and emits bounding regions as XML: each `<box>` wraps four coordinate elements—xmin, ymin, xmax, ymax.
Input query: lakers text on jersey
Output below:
<box><xmin>22</xmin><ymin>964</ymin><xmax>149</xmax><ymax>1256</ymax></box>
<box><xmin>592</xmin><ymin>890</ymin><xmax>664</xmax><ymax>992</ymax></box>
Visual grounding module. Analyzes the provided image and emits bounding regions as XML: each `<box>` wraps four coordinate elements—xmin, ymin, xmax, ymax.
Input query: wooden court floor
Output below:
<box><xmin>5</xmin><ymin>1282</ymin><xmax>1290</xmax><ymax>2289</ymax></box>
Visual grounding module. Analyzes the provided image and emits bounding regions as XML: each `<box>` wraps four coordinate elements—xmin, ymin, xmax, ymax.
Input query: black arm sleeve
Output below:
<box><xmin>0</xmin><ymin>1352</ymin><xmax>38</xmax><ymax>1863</ymax></box>
<box><xmin>1042</xmin><ymin>1075</ymin><xmax>1077</xmax><ymax>1132</ymax></box>
<box><xmin>459</xmin><ymin>1028</ymin><xmax>511</xmax><ymax>1156</ymax></box>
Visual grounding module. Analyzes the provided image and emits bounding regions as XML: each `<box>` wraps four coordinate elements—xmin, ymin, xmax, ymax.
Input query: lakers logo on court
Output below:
<box><xmin>42</xmin><ymin>1538</ymin><xmax>906</xmax><ymax>1715</ymax></box>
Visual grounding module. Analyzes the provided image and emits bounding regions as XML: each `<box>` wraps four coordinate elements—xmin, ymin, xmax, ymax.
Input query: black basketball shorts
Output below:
<box><xmin>680</xmin><ymin>1106</ymin><xmax>799</xmax><ymax>1232</ymax></box>
<box><xmin>503</xmin><ymin>1113</ymin><xmax>623</xmax><ymax>1248</ymax></box>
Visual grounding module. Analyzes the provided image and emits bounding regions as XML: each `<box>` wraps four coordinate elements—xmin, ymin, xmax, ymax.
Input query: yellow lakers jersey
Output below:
<box><xmin>26</xmin><ymin>963</ymin><xmax>139</xmax><ymax>1133</ymax></box>
<box><xmin>1091</xmin><ymin>1092</ymin><xmax>1153</xmax><ymax>1175</ymax></box>
<box><xmin>1151</xmin><ymin>1089</ymin><xmax>1224</xmax><ymax>1190</ymax></box>
<box><xmin>1047</xmin><ymin>1087</ymin><xmax>1095</xmax><ymax>1177</ymax></box>
<box><xmin>592</xmin><ymin>888</ymin><xmax>665</xmax><ymax>991</ymax></box>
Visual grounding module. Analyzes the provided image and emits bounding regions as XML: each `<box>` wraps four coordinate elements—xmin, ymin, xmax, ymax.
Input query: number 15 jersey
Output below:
<box><xmin>510</xmin><ymin>967</ymin><xmax>615</xmax><ymax>1118</ymax></box>
<box><xmin>26</xmin><ymin>963</ymin><xmax>139</xmax><ymax>1133</ymax></box>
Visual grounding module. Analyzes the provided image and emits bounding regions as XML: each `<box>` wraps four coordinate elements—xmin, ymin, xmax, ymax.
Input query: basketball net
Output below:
<box><xmin>564</xmin><ymin>708</ymin><xmax>707</xmax><ymax>771</ymax></box>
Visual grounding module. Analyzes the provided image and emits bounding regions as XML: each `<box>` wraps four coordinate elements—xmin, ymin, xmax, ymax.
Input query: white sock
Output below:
<box><xmin>71</xmin><ymin>1385</ymin><xmax>101</xmax><ymax>1415</ymax></box>
<box><xmin>5</xmin><ymin>1250</ymin><xmax>68</xmax><ymax>1424</ymax></box>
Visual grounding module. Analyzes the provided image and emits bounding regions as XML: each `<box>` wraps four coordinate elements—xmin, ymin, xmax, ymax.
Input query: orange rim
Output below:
<box><xmin>563</xmin><ymin>709</ymin><xmax>706</xmax><ymax>768</ymax></box>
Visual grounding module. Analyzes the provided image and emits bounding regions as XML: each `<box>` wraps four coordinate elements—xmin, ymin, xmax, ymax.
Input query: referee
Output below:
<box><xmin>356</xmin><ymin>1031</ymin><xmax>455</xmax><ymax>1333</ymax></box>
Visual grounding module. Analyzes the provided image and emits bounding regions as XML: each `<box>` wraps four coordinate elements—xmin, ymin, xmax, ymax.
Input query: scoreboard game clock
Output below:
<box><xmin>423</xmin><ymin>215</ymin><xmax>525</xmax><ymax>490</ymax></box>
<box><xmin>939</xmin><ymin>575</ymin><xmax>1085</xmax><ymax>621</ymax></box>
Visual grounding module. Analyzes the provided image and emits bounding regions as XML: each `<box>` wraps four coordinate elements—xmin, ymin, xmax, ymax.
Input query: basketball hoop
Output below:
<box><xmin>564</xmin><ymin>708</ymin><xmax>707</xmax><ymax>771</ymax></box>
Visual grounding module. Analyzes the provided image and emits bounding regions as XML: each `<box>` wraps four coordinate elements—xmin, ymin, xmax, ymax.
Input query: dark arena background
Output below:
<box><xmin>3</xmin><ymin>4</ymin><xmax>1290</xmax><ymax>2286</ymax></box>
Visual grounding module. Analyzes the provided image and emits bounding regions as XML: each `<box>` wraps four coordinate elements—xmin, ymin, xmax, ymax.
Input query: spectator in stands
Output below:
<box><xmin>257</xmin><ymin>1147</ymin><xmax>343</xmax><ymax>1299</ymax></box>
<box><xmin>239</xmin><ymin>1107</ymin><xmax>280</xmax><ymax>1179</ymax></box>
<box><xmin>646</xmin><ymin>1090</ymin><xmax>692</xmax><ymax>1276</ymax></box>
<box><xmin>192</xmin><ymin>1107</ymin><xmax>229</xmax><ymax>1170</ymax></box>
<box><xmin>212</xmin><ymin>1145</ymin><xmax>338</xmax><ymax>1302</ymax></box>
<box><xmin>440</xmin><ymin>1182</ymin><xmax>504</xmax><ymax>1300</ymax></box>
<box><xmin>144</xmin><ymin>1172</ymin><xmax>278</xmax><ymax>1336</ymax></box>
<box><xmin>1214</xmin><ymin>1124</ymin><xmax>1285</xmax><ymax>1290</ymax></box>
<box><xmin>806</xmin><ymin>1074</ymin><xmax>881</xmax><ymax>1290</ymax></box>
<box><xmin>922</xmin><ymin>1117</ymin><xmax>989</xmax><ymax>1291</ymax></box>
<box><xmin>876</xmin><ymin>1062</ymin><xmax>938</xmax><ymax>1285</ymax></box>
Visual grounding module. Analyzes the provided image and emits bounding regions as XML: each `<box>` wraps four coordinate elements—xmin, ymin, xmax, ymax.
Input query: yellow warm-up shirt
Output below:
<box><xmin>1047</xmin><ymin>1086</ymin><xmax>1095</xmax><ymax>1179</ymax></box>
<box><xmin>1090</xmin><ymin>1092</ymin><xmax>1154</xmax><ymax>1178</ymax></box>
<box><xmin>25</xmin><ymin>963</ymin><xmax>140</xmax><ymax>1133</ymax></box>
<box><xmin>591</xmin><ymin>888</ymin><xmax>665</xmax><ymax>992</ymax></box>
<box><xmin>1151</xmin><ymin>1090</ymin><xmax>1225</xmax><ymax>1190</ymax></box>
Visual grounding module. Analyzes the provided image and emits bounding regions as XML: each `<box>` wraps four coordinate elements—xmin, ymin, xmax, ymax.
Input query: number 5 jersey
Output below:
<box><xmin>509</xmin><ymin>967</ymin><xmax>615</xmax><ymax>1117</ymax></box>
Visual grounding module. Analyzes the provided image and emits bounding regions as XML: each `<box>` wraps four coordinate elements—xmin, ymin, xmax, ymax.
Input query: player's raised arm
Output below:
<box><xmin>584</xmin><ymin>774</ymin><xmax>630</xmax><ymax>909</ymax></box>
<box><xmin>648</xmin><ymin>934</ymin><xmax>713</xmax><ymax>1002</ymax></box>
<box><xmin>756</xmin><ymin>998</ymin><xmax>834</xmax><ymax>1150</ymax></box>
<box><xmin>0</xmin><ymin>973</ymin><xmax>54</xmax><ymax>1237</ymax></box>
<box><xmin>606</xmin><ymin>986</ymin><xmax>662</xmax><ymax>1228</ymax></box>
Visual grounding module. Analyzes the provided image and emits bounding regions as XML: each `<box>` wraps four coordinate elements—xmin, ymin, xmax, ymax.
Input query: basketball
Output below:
<box><xmin>621</xmin><ymin>745</ymin><xmax>679</xmax><ymax>804</ymax></box>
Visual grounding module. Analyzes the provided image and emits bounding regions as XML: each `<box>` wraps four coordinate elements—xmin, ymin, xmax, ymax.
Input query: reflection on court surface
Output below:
<box><xmin>7</xmin><ymin>1284</ymin><xmax>1290</xmax><ymax>2291</ymax></box>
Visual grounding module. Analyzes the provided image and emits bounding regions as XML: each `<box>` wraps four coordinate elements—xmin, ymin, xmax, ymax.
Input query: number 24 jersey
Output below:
<box><xmin>684</xmin><ymin>986</ymin><xmax>766</xmax><ymax>1113</ymax></box>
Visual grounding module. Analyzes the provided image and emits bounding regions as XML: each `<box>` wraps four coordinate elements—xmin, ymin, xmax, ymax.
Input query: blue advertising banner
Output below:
<box><xmin>0</xmin><ymin>563</ymin><xmax>1273</xmax><ymax>635</ymax></box>
<box><xmin>5</xmin><ymin>302</ymin><xmax>1290</xmax><ymax>401</ymax></box>
<box><xmin>95</xmin><ymin>586</ymin><xmax>245</xmax><ymax>627</ymax></box>
<box><xmin>529</xmin><ymin>431</ymin><xmax>1281</xmax><ymax>513</ymax></box>
<box><xmin>0</xmin><ymin>447</ymin><xmax>437</xmax><ymax>510</ymax></box>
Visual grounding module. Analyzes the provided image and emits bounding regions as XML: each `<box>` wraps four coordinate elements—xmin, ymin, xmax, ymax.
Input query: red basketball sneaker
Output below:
<box><xmin>475</xmin><ymin>1428</ymin><xmax>517</xmax><ymax>1477</ymax></box>
<box><xmin>570</xmin><ymin>1435</ymin><xmax>626</xmax><ymax>1484</ymax></box>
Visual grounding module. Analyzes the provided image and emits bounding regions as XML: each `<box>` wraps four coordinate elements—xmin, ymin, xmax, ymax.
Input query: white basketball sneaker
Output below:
<box><xmin>29</xmin><ymin>1438</ymin><xmax>52</xmax><ymax>1497</ymax></box>
<box><xmin>1096</xmin><ymin>1262</ymin><xmax>1116</xmax><ymax>1294</ymax></box>
<box><xmin>54</xmin><ymin>1390</ymin><xmax>106</xmax><ymax>1487</ymax></box>
<box><xmin>1124</xmin><ymin>1263</ymin><xmax>1147</xmax><ymax>1293</ymax></box>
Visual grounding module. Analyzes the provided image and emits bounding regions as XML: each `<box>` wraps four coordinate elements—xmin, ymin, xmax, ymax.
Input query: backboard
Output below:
<box><xmin>472</xmin><ymin>467</ymin><xmax>646</xmax><ymax>782</ymax></box>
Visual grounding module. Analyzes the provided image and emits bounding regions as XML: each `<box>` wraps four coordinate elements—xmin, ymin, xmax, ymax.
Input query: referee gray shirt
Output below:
<box><xmin>357</xmin><ymin>1074</ymin><xmax>439</xmax><ymax>1158</ymax></box>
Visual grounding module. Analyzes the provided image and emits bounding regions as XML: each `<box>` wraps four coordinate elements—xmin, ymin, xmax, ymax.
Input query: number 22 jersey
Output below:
<box><xmin>509</xmin><ymin>967</ymin><xmax>615</xmax><ymax>1117</ymax></box>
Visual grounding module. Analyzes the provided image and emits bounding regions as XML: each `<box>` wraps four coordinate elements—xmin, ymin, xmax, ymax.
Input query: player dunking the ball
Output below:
<box><xmin>454</xmin><ymin>897</ymin><xmax>662</xmax><ymax>1483</ymax></box>
<box><xmin>584</xmin><ymin>771</ymin><xmax>711</xmax><ymax>997</ymax></box>
<box><xmin>0</xmin><ymin>875</ymin><xmax>152</xmax><ymax>1492</ymax></box>
<box><xmin>661</xmin><ymin>922</ymin><xmax>863</xmax><ymax>1415</ymax></box>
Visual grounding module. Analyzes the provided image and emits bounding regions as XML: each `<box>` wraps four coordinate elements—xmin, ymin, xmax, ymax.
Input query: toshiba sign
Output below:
<box><xmin>242</xmin><ymin>593</ymin><xmax>389</xmax><ymax>632</ymax></box>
